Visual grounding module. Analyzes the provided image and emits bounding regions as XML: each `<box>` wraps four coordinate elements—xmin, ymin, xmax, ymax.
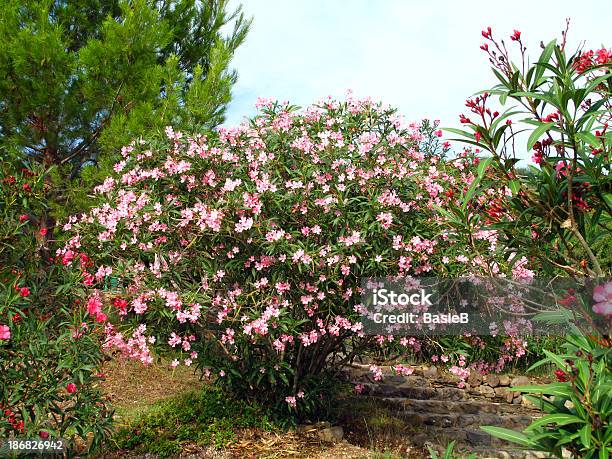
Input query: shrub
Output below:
<box><xmin>63</xmin><ymin>94</ymin><xmax>529</xmax><ymax>417</ymax></box>
<box><xmin>0</xmin><ymin>154</ymin><xmax>112</xmax><ymax>452</ymax></box>
<box><xmin>482</xmin><ymin>329</ymin><xmax>611</xmax><ymax>457</ymax></box>
<box><xmin>446</xmin><ymin>24</ymin><xmax>611</xmax><ymax>279</ymax></box>
<box><xmin>446</xmin><ymin>25</ymin><xmax>611</xmax><ymax>458</ymax></box>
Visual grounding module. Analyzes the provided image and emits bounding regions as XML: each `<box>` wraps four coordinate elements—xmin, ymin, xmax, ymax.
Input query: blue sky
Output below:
<box><xmin>224</xmin><ymin>0</ymin><xmax>610</xmax><ymax>139</ymax></box>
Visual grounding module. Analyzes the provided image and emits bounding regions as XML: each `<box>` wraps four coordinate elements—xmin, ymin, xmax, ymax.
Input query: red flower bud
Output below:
<box><xmin>554</xmin><ymin>369</ymin><xmax>568</xmax><ymax>382</ymax></box>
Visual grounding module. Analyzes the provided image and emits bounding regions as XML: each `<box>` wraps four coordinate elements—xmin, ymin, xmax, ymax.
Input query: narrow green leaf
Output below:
<box><xmin>477</xmin><ymin>157</ymin><xmax>494</xmax><ymax>179</ymax></box>
<box><xmin>524</xmin><ymin>413</ymin><xmax>584</xmax><ymax>432</ymax></box>
<box><xmin>580</xmin><ymin>424</ymin><xmax>592</xmax><ymax>448</ymax></box>
<box><xmin>527</xmin><ymin>122</ymin><xmax>555</xmax><ymax>151</ymax></box>
<box><xmin>508</xmin><ymin>179</ymin><xmax>521</xmax><ymax>196</ymax></box>
<box><xmin>479</xmin><ymin>426</ymin><xmax>535</xmax><ymax>447</ymax></box>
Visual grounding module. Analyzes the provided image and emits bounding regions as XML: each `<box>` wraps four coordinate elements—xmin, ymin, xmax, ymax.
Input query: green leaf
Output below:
<box><xmin>533</xmin><ymin>40</ymin><xmax>556</xmax><ymax>88</ymax></box>
<box><xmin>543</xmin><ymin>350</ymin><xmax>570</xmax><ymax>371</ymax></box>
<box><xmin>524</xmin><ymin>413</ymin><xmax>584</xmax><ymax>431</ymax></box>
<box><xmin>508</xmin><ymin>179</ymin><xmax>521</xmax><ymax>195</ymax></box>
<box><xmin>580</xmin><ymin>424</ymin><xmax>592</xmax><ymax>448</ymax></box>
<box><xmin>477</xmin><ymin>156</ymin><xmax>494</xmax><ymax>179</ymax></box>
<box><xmin>443</xmin><ymin>127</ymin><xmax>475</xmax><ymax>138</ymax></box>
<box><xmin>479</xmin><ymin>426</ymin><xmax>535</xmax><ymax>447</ymax></box>
<box><xmin>512</xmin><ymin>383</ymin><xmax>573</xmax><ymax>398</ymax></box>
<box><xmin>527</xmin><ymin>122</ymin><xmax>555</xmax><ymax>151</ymax></box>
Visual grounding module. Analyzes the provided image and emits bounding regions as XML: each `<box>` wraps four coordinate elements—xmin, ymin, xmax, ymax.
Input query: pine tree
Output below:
<box><xmin>0</xmin><ymin>0</ymin><xmax>250</xmax><ymax>170</ymax></box>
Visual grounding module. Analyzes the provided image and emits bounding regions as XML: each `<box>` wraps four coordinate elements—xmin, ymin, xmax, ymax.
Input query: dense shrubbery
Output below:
<box><xmin>0</xmin><ymin>155</ymin><xmax>112</xmax><ymax>451</ymax></box>
<box><xmin>2</xmin><ymin>11</ymin><xmax>610</xmax><ymax>455</ymax></box>
<box><xmin>61</xmin><ymin>94</ymin><xmax>540</xmax><ymax>417</ymax></box>
<box><xmin>447</xmin><ymin>26</ymin><xmax>611</xmax><ymax>457</ymax></box>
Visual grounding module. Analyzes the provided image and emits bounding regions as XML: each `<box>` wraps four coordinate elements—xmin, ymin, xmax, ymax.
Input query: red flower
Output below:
<box><xmin>481</xmin><ymin>27</ymin><xmax>492</xmax><ymax>39</ymax></box>
<box><xmin>555</xmin><ymin>369</ymin><xmax>568</xmax><ymax>382</ymax></box>
<box><xmin>480</xmin><ymin>43</ymin><xmax>489</xmax><ymax>52</ymax></box>
<box><xmin>39</xmin><ymin>431</ymin><xmax>49</xmax><ymax>439</ymax></box>
<box><xmin>22</xmin><ymin>183</ymin><xmax>31</xmax><ymax>192</ymax></box>
<box><xmin>40</xmin><ymin>228</ymin><xmax>48</xmax><ymax>236</ymax></box>
<box><xmin>474</xmin><ymin>132</ymin><xmax>482</xmax><ymax>142</ymax></box>
<box><xmin>510</xmin><ymin>30</ymin><xmax>521</xmax><ymax>41</ymax></box>
<box><xmin>459</xmin><ymin>114</ymin><xmax>471</xmax><ymax>124</ymax></box>
<box><xmin>19</xmin><ymin>214</ymin><xmax>29</xmax><ymax>222</ymax></box>
<box><xmin>19</xmin><ymin>287</ymin><xmax>30</xmax><ymax>297</ymax></box>
<box><xmin>66</xmin><ymin>383</ymin><xmax>77</xmax><ymax>394</ymax></box>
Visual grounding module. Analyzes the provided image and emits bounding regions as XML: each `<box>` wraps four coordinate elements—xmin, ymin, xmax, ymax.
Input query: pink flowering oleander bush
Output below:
<box><xmin>63</xmin><ymin>95</ymin><xmax>530</xmax><ymax>417</ymax></box>
<box><xmin>0</xmin><ymin>154</ymin><xmax>113</xmax><ymax>451</ymax></box>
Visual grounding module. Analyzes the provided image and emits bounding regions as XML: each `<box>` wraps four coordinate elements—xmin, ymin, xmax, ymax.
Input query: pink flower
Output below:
<box><xmin>592</xmin><ymin>281</ymin><xmax>612</xmax><ymax>316</ymax></box>
<box><xmin>66</xmin><ymin>383</ymin><xmax>77</xmax><ymax>394</ymax></box>
<box><xmin>392</xmin><ymin>364</ymin><xmax>414</xmax><ymax>376</ymax></box>
<box><xmin>369</xmin><ymin>364</ymin><xmax>383</xmax><ymax>381</ymax></box>
<box><xmin>285</xmin><ymin>396</ymin><xmax>297</xmax><ymax>407</ymax></box>
<box><xmin>0</xmin><ymin>324</ymin><xmax>10</xmax><ymax>340</ymax></box>
<box><xmin>235</xmin><ymin>216</ymin><xmax>253</xmax><ymax>233</ymax></box>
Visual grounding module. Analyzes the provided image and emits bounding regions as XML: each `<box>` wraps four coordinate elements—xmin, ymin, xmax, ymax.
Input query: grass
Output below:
<box><xmin>110</xmin><ymin>386</ymin><xmax>277</xmax><ymax>457</ymax></box>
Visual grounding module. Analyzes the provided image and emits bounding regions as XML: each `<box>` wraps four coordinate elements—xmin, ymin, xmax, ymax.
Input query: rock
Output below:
<box><xmin>317</xmin><ymin>426</ymin><xmax>344</xmax><ymax>443</ymax></box>
<box><xmin>423</xmin><ymin>366</ymin><xmax>438</xmax><ymax>379</ymax></box>
<box><xmin>521</xmin><ymin>396</ymin><xmax>534</xmax><ymax>407</ymax></box>
<box><xmin>511</xmin><ymin>375</ymin><xmax>530</xmax><ymax>387</ymax></box>
<box><xmin>297</xmin><ymin>421</ymin><xmax>330</xmax><ymax>434</ymax></box>
<box><xmin>466</xmin><ymin>430</ymin><xmax>491</xmax><ymax>446</ymax></box>
<box><xmin>512</xmin><ymin>395</ymin><xmax>522</xmax><ymax>404</ymax></box>
<box><xmin>498</xmin><ymin>375</ymin><xmax>511</xmax><ymax>386</ymax></box>
<box><xmin>485</xmin><ymin>374</ymin><xmax>500</xmax><ymax>388</ymax></box>
<box><xmin>411</xmin><ymin>433</ymin><xmax>428</xmax><ymax>447</ymax></box>
<box><xmin>504</xmin><ymin>391</ymin><xmax>514</xmax><ymax>403</ymax></box>
<box><xmin>479</xmin><ymin>385</ymin><xmax>495</xmax><ymax>398</ymax></box>
<box><xmin>388</xmin><ymin>375</ymin><xmax>406</xmax><ymax>384</ymax></box>
<box><xmin>467</xmin><ymin>371</ymin><xmax>483</xmax><ymax>387</ymax></box>
<box><xmin>494</xmin><ymin>387</ymin><xmax>509</xmax><ymax>398</ymax></box>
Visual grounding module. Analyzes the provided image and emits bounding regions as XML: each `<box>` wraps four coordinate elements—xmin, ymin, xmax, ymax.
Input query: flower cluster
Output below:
<box><xmin>65</xmin><ymin>94</ymin><xmax>520</xmax><ymax>413</ymax></box>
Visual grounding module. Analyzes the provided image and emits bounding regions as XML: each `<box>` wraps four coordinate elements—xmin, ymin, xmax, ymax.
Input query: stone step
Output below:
<box><xmin>377</xmin><ymin>397</ymin><xmax>537</xmax><ymax>417</ymax></box>
<box><xmin>358</xmin><ymin>382</ymin><xmax>481</xmax><ymax>401</ymax></box>
<box><xmin>422</xmin><ymin>426</ymin><xmax>508</xmax><ymax>448</ymax></box>
<box><xmin>395</xmin><ymin>409</ymin><xmax>534</xmax><ymax>429</ymax></box>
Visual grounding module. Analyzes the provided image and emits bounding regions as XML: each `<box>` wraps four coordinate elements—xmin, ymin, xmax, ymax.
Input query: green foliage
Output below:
<box><xmin>482</xmin><ymin>332</ymin><xmax>611</xmax><ymax>458</ymax></box>
<box><xmin>112</xmin><ymin>387</ymin><xmax>277</xmax><ymax>457</ymax></box>
<box><xmin>0</xmin><ymin>0</ymin><xmax>250</xmax><ymax>218</ymax></box>
<box><xmin>446</xmin><ymin>30</ymin><xmax>611</xmax><ymax>278</ymax></box>
<box><xmin>0</xmin><ymin>152</ymin><xmax>113</xmax><ymax>454</ymax></box>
